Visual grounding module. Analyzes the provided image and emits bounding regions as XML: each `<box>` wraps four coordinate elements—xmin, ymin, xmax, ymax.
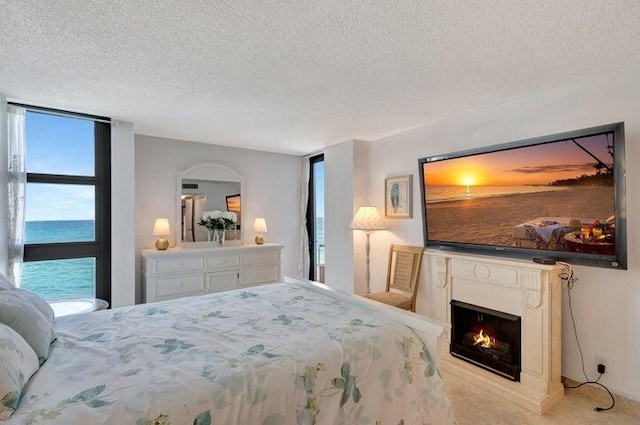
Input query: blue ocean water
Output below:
<box><xmin>21</xmin><ymin>220</ymin><xmax>96</xmax><ymax>302</ymax></box>
<box><xmin>425</xmin><ymin>185</ymin><xmax>569</xmax><ymax>203</ymax></box>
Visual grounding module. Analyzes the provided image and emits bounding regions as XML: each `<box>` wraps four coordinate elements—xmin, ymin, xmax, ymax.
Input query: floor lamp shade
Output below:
<box><xmin>350</xmin><ymin>206</ymin><xmax>386</xmax><ymax>294</ymax></box>
<box><xmin>349</xmin><ymin>206</ymin><xmax>387</xmax><ymax>231</ymax></box>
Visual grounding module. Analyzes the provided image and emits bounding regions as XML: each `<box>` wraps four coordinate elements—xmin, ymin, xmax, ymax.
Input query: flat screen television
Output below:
<box><xmin>418</xmin><ymin>122</ymin><xmax>627</xmax><ymax>269</ymax></box>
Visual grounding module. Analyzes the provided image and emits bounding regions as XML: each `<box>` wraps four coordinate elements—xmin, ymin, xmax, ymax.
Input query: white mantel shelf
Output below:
<box><xmin>424</xmin><ymin>249</ymin><xmax>563</xmax><ymax>414</ymax></box>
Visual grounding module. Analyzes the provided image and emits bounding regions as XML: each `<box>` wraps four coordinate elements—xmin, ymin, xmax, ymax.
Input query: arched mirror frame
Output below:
<box><xmin>175</xmin><ymin>163</ymin><xmax>245</xmax><ymax>248</ymax></box>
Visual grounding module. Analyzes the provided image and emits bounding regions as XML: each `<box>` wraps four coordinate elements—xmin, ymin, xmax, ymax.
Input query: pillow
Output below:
<box><xmin>0</xmin><ymin>323</ymin><xmax>39</xmax><ymax>419</ymax></box>
<box><xmin>0</xmin><ymin>291</ymin><xmax>56</xmax><ymax>365</ymax></box>
<box><xmin>11</xmin><ymin>289</ymin><xmax>55</xmax><ymax>324</ymax></box>
<box><xmin>0</xmin><ymin>274</ymin><xmax>53</xmax><ymax>324</ymax></box>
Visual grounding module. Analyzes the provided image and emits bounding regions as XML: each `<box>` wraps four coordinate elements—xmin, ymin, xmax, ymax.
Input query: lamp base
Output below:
<box><xmin>255</xmin><ymin>234</ymin><xmax>265</xmax><ymax>245</ymax></box>
<box><xmin>155</xmin><ymin>237</ymin><xmax>169</xmax><ymax>250</ymax></box>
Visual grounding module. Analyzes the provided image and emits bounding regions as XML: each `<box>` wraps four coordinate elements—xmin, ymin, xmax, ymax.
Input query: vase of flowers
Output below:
<box><xmin>199</xmin><ymin>210</ymin><xmax>237</xmax><ymax>245</ymax></box>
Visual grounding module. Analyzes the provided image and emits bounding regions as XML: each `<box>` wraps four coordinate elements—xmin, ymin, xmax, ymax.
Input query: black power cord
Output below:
<box><xmin>558</xmin><ymin>262</ymin><xmax>615</xmax><ymax>412</ymax></box>
<box><xmin>564</xmin><ymin>376</ymin><xmax>615</xmax><ymax>412</ymax></box>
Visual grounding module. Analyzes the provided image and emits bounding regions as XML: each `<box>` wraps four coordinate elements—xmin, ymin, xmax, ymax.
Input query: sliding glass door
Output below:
<box><xmin>307</xmin><ymin>154</ymin><xmax>324</xmax><ymax>282</ymax></box>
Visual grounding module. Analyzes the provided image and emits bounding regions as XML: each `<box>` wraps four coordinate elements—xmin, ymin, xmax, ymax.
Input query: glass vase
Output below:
<box><xmin>213</xmin><ymin>229</ymin><xmax>225</xmax><ymax>245</ymax></box>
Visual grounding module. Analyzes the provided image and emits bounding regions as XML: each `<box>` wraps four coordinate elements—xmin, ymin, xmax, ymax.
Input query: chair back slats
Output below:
<box><xmin>385</xmin><ymin>244</ymin><xmax>425</xmax><ymax>311</ymax></box>
<box><xmin>390</xmin><ymin>251</ymin><xmax>416</xmax><ymax>291</ymax></box>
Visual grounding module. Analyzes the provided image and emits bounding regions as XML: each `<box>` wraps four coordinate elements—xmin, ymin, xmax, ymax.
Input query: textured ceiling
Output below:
<box><xmin>1</xmin><ymin>1</ymin><xmax>640</xmax><ymax>155</ymax></box>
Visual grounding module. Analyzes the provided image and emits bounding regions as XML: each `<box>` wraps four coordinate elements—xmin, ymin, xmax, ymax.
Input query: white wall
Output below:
<box><xmin>324</xmin><ymin>139</ymin><xmax>371</xmax><ymax>293</ymax></box>
<box><xmin>366</xmin><ymin>65</ymin><xmax>640</xmax><ymax>400</ymax></box>
<box><xmin>111</xmin><ymin>121</ymin><xmax>136</xmax><ymax>307</ymax></box>
<box><xmin>135</xmin><ymin>135</ymin><xmax>301</xmax><ymax>302</ymax></box>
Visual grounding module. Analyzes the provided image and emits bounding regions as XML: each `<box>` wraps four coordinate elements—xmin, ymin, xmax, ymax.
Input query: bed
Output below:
<box><xmin>5</xmin><ymin>279</ymin><xmax>455</xmax><ymax>425</ymax></box>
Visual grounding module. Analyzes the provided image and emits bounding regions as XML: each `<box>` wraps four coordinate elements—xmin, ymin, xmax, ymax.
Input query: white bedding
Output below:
<box><xmin>10</xmin><ymin>282</ymin><xmax>455</xmax><ymax>425</ymax></box>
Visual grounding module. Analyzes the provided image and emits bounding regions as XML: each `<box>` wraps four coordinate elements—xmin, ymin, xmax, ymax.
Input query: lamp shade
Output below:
<box><xmin>254</xmin><ymin>217</ymin><xmax>268</xmax><ymax>233</ymax></box>
<box><xmin>349</xmin><ymin>206</ymin><xmax>386</xmax><ymax>231</ymax></box>
<box><xmin>153</xmin><ymin>217</ymin><xmax>171</xmax><ymax>236</ymax></box>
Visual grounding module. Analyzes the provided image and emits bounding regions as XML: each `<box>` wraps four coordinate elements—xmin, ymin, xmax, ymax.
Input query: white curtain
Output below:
<box><xmin>295</xmin><ymin>156</ymin><xmax>311</xmax><ymax>279</ymax></box>
<box><xmin>7</xmin><ymin>105</ymin><xmax>26</xmax><ymax>285</ymax></box>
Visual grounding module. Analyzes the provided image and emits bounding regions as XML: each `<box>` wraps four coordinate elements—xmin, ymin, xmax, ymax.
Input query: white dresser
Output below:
<box><xmin>141</xmin><ymin>244</ymin><xmax>283</xmax><ymax>303</ymax></box>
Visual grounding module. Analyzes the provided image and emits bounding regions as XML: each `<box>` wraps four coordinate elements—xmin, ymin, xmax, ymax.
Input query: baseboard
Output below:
<box><xmin>562</xmin><ymin>376</ymin><xmax>640</xmax><ymax>418</ymax></box>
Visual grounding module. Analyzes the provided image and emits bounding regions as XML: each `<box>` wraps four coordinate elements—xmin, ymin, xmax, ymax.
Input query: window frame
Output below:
<box><xmin>14</xmin><ymin>104</ymin><xmax>112</xmax><ymax>304</ymax></box>
<box><xmin>306</xmin><ymin>153</ymin><xmax>324</xmax><ymax>281</ymax></box>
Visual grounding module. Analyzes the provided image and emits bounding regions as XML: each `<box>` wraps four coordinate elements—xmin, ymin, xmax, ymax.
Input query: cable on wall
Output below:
<box><xmin>557</xmin><ymin>262</ymin><xmax>615</xmax><ymax>412</ymax></box>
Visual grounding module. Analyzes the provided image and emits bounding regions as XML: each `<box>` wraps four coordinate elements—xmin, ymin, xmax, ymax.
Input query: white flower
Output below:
<box><xmin>200</xmin><ymin>210</ymin><xmax>237</xmax><ymax>230</ymax></box>
<box><xmin>202</xmin><ymin>210</ymin><xmax>223</xmax><ymax>220</ymax></box>
<box><xmin>222</xmin><ymin>211</ymin><xmax>237</xmax><ymax>222</ymax></box>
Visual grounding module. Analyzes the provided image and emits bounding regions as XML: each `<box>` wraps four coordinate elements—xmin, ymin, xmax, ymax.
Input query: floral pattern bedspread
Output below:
<box><xmin>10</xmin><ymin>283</ymin><xmax>455</xmax><ymax>425</ymax></box>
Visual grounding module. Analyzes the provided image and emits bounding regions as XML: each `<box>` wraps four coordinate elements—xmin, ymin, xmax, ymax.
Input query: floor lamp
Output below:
<box><xmin>349</xmin><ymin>206</ymin><xmax>387</xmax><ymax>294</ymax></box>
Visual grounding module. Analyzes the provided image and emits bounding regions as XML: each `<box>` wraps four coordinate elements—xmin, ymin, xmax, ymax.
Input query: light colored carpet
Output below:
<box><xmin>442</xmin><ymin>370</ymin><xmax>639</xmax><ymax>425</ymax></box>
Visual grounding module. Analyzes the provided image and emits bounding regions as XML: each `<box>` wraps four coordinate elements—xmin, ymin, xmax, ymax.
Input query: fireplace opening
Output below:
<box><xmin>450</xmin><ymin>300</ymin><xmax>521</xmax><ymax>381</ymax></box>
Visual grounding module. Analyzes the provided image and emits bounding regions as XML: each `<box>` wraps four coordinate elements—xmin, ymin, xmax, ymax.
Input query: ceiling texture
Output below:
<box><xmin>1</xmin><ymin>1</ymin><xmax>640</xmax><ymax>155</ymax></box>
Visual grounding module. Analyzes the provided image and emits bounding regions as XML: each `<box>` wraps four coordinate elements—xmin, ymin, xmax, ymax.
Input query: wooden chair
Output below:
<box><xmin>363</xmin><ymin>244</ymin><xmax>424</xmax><ymax>312</ymax></box>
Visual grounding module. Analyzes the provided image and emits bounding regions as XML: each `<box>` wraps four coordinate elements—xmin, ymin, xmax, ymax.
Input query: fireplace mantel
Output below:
<box><xmin>425</xmin><ymin>250</ymin><xmax>563</xmax><ymax>414</ymax></box>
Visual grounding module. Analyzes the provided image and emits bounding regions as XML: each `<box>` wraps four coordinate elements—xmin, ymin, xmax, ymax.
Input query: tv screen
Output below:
<box><xmin>418</xmin><ymin>122</ymin><xmax>627</xmax><ymax>269</ymax></box>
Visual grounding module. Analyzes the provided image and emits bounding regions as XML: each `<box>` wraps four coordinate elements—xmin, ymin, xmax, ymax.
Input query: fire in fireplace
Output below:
<box><xmin>450</xmin><ymin>300</ymin><xmax>521</xmax><ymax>381</ymax></box>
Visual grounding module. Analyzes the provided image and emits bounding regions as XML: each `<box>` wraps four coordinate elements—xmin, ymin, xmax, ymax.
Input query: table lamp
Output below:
<box><xmin>153</xmin><ymin>217</ymin><xmax>170</xmax><ymax>250</ymax></box>
<box><xmin>254</xmin><ymin>217</ymin><xmax>268</xmax><ymax>245</ymax></box>
<box><xmin>349</xmin><ymin>206</ymin><xmax>386</xmax><ymax>293</ymax></box>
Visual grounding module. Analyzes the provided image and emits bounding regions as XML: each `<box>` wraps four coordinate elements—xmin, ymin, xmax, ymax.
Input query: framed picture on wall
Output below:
<box><xmin>385</xmin><ymin>175</ymin><xmax>413</xmax><ymax>218</ymax></box>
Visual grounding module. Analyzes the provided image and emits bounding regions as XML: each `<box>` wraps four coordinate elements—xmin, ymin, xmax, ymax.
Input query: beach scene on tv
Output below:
<box><xmin>423</xmin><ymin>132</ymin><xmax>616</xmax><ymax>255</ymax></box>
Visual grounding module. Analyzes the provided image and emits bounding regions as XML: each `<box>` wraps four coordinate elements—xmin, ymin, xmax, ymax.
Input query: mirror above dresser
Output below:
<box><xmin>175</xmin><ymin>163</ymin><xmax>245</xmax><ymax>247</ymax></box>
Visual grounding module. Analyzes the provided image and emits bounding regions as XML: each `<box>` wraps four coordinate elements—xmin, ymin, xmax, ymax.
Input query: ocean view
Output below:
<box><xmin>425</xmin><ymin>185</ymin><xmax>568</xmax><ymax>204</ymax></box>
<box><xmin>21</xmin><ymin>220</ymin><xmax>95</xmax><ymax>301</ymax></box>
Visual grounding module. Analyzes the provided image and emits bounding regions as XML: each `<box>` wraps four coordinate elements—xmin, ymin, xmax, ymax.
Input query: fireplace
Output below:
<box><xmin>426</xmin><ymin>253</ymin><xmax>564</xmax><ymax>414</ymax></box>
<box><xmin>450</xmin><ymin>300</ymin><xmax>521</xmax><ymax>381</ymax></box>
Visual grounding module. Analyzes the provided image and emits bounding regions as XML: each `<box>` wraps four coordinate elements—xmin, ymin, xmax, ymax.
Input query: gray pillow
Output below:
<box><xmin>0</xmin><ymin>323</ymin><xmax>39</xmax><ymax>419</ymax></box>
<box><xmin>0</xmin><ymin>291</ymin><xmax>56</xmax><ymax>364</ymax></box>
<box><xmin>12</xmin><ymin>288</ymin><xmax>55</xmax><ymax>324</ymax></box>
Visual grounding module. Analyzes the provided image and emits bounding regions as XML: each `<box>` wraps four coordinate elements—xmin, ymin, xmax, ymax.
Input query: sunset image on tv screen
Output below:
<box><xmin>422</xmin><ymin>132</ymin><xmax>616</xmax><ymax>255</ymax></box>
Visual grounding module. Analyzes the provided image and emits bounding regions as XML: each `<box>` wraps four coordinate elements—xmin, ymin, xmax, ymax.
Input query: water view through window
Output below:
<box><xmin>21</xmin><ymin>109</ymin><xmax>100</xmax><ymax>302</ymax></box>
<box><xmin>21</xmin><ymin>221</ymin><xmax>96</xmax><ymax>301</ymax></box>
<box><xmin>312</xmin><ymin>159</ymin><xmax>324</xmax><ymax>282</ymax></box>
<box><xmin>22</xmin><ymin>258</ymin><xmax>96</xmax><ymax>302</ymax></box>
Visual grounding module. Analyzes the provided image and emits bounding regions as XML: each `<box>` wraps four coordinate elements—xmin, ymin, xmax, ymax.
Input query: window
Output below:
<box><xmin>17</xmin><ymin>106</ymin><xmax>111</xmax><ymax>304</ymax></box>
<box><xmin>306</xmin><ymin>154</ymin><xmax>324</xmax><ymax>282</ymax></box>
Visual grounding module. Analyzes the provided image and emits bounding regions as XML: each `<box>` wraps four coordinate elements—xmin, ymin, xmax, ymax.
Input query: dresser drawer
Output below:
<box><xmin>153</xmin><ymin>257</ymin><xmax>203</xmax><ymax>274</ymax></box>
<box><xmin>206</xmin><ymin>271</ymin><xmax>237</xmax><ymax>294</ymax></box>
<box><xmin>142</xmin><ymin>244</ymin><xmax>282</xmax><ymax>303</ymax></box>
<box><xmin>241</xmin><ymin>249</ymin><xmax>280</xmax><ymax>266</ymax></box>
<box><xmin>155</xmin><ymin>274</ymin><xmax>203</xmax><ymax>298</ymax></box>
<box><xmin>239</xmin><ymin>265</ymin><xmax>278</xmax><ymax>287</ymax></box>
<box><xmin>205</xmin><ymin>253</ymin><xmax>239</xmax><ymax>269</ymax></box>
